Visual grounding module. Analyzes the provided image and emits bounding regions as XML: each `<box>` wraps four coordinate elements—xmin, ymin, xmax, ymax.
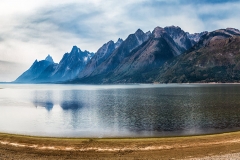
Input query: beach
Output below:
<box><xmin>1</xmin><ymin>132</ymin><xmax>240</xmax><ymax>159</ymax></box>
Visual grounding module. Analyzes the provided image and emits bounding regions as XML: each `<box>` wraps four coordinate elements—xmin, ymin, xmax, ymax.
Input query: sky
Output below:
<box><xmin>0</xmin><ymin>0</ymin><xmax>240</xmax><ymax>82</ymax></box>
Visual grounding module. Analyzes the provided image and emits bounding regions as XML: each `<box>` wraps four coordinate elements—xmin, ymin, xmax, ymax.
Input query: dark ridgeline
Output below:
<box><xmin>156</xmin><ymin>28</ymin><xmax>240</xmax><ymax>83</ymax></box>
<box><xmin>78</xmin><ymin>38</ymin><xmax>123</xmax><ymax>79</ymax></box>
<box><xmin>15</xmin><ymin>26</ymin><xmax>240</xmax><ymax>84</ymax></box>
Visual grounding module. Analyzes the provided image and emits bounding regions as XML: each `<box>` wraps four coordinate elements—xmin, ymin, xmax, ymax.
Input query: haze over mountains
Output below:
<box><xmin>15</xmin><ymin>25</ymin><xmax>240</xmax><ymax>84</ymax></box>
<box><xmin>16</xmin><ymin>47</ymin><xmax>94</xmax><ymax>82</ymax></box>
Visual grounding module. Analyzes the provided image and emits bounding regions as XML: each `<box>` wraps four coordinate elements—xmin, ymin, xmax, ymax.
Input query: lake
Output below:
<box><xmin>1</xmin><ymin>84</ymin><xmax>240</xmax><ymax>138</ymax></box>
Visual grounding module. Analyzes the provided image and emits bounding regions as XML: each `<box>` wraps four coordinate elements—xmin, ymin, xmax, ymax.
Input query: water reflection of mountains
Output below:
<box><xmin>30</xmin><ymin>86</ymin><xmax>240</xmax><ymax>137</ymax></box>
<box><xmin>33</xmin><ymin>101</ymin><xmax>84</xmax><ymax>111</ymax></box>
<box><xmin>33</xmin><ymin>101</ymin><xmax>54</xmax><ymax>111</ymax></box>
<box><xmin>32</xmin><ymin>90</ymin><xmax>85</xmax><ymax>111</ymax></box>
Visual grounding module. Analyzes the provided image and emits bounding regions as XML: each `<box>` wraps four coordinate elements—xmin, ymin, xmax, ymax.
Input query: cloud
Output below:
<box><xmin>182</xmin><ymin>0</ymin><xmax>240</xmax><ymax>4</ymax></box>
<box><xmin>126</xmin><ymin>0</ymin><xmax>240</xmax><ymax>32</ymax></box>
<box><xmin>0</xmin><ymin>0</ymin><xmax>240</xmax><ymax>81</ymax></box>
<box><xmin>0</xmin><ymin>61</ymin><xmax>29</xmax><ymax>82</ymax></box>
<box><xmin>27</xmin><ymin>4</ymin><xmax>102</xmax><ymax>37</ymax></box>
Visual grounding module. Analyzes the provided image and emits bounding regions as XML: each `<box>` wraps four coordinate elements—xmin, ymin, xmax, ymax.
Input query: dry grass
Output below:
<box><xmin>1</xmin><ymin>132</ymin><xmax>240</xmax><ymax>159</ymax></box>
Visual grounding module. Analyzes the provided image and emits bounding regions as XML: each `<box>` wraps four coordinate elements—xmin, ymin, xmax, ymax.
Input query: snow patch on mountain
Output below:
<box><xmin>186</xmin><ymin>31</ymin><xmax>208</xmax><ymax>44</ymax></box>
<box><xmin>114</xmin><ymin>38</ymin><xmax>123</xmax><ymax>49</ymax></box>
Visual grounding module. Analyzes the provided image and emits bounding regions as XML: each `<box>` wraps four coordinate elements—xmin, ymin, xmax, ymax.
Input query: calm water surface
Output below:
<box><xmin>1</xmin><ymin>84</ymin><xmax>240</xmax><ymax>137</ymax></box>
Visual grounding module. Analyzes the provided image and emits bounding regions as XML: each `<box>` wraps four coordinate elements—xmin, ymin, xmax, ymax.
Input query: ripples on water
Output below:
<box><xmin>0</xmin><ymin>84</ymin><xmax>240</xmax><ymax>137</ymax></box>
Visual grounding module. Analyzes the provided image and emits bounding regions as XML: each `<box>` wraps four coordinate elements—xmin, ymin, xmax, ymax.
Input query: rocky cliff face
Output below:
<box><xmin>78</xmin><ymin>39</ymin><xmax>123</xmax><ymax>78</ymax></box>
<box><xmin>114</xmin><ymin>38</ymin><xmax>124</xmax><ymax>48</ymax></box>
<box><xmin>164</xmin><ymin>26</ymin><xmax>192</xmax><ymax>53</ymax></box>
<box><xmin>88</xmin><ymin>29</ymin><xmax>151</xmax><ymax>78</ymax></box>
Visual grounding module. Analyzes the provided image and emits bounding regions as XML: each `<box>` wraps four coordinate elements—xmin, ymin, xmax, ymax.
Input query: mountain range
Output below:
<box><xmin>15</xmin><ymin>26</ymin><xmax>240</xmax><ymax>84</ymax></box>
<box><xmin>15</xmin><ymin>47</ymin><xmax>94</xmax><ymax>82</ymax></box>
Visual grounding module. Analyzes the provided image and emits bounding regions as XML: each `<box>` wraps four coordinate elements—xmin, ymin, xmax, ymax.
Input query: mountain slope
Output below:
<box><xmin>50</xmin><ymin>46</ymin><xmax>94</xmax><ymax>81</ymax></box>
<box><xmin>15</xmin><ymin>55</ymin><xmax>55</xmax><ymax>83</ymax></box>
<box><xmin>155</xmin><ymin>28</ymin><xmax>240</xmax><ymax>83</ymax></box>
<box><xmin>36</xmin><ymin>46</ymin><xmax>94</xmax><ymax>82</ymax></box>
<box><xmin>164</xmin><ymin>26</ymin><xmax>192</xmax><ymax>52</ymax></box>
<box><xmin>78</xmin><ymin>39</ymin><xmax>123</xmax><ymax>78</ymax></box>
<box><xmin>88</xmin><ymin>29</ymin><xmax>151</xmax><ymax>78</ymax></box>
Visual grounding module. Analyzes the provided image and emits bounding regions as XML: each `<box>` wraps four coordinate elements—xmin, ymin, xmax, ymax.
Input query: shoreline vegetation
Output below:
<box><xmin>1</xmin><ymin>132</ymin><xmax>240</xmax><ymax>159</ymax></box>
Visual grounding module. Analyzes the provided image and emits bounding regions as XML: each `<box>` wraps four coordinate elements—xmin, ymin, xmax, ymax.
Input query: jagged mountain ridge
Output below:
<box><xmin>74</xmin><ymin>26</ymin><xmax>194</xmax><ymax>83</ymax></box>
<box><xmin>78</xmin><ymin>38</ymin><xmax>123</xmax><ymax>78</ymax></box>
<box><xmin>72</xmin><ymin>29</ymin><xmax>153</xmax><ymax>83</ymax></box>
<box><xmin>15</xmin><ymin>47</ymin><xmax>94</xmax><ymax>83</ymax></box>
<box><xmin>81</xmin><ymin>29</ymin><xmax>151</xmax><ymax>80</ymax></box>
<box><xmin>36</xmin><ymin>46</ymin><xmax>94</xmax><ymax>82</ymax></box>
<box><xmin>50</xmin><ymin>46</ymin><xmax>93</xmax><ymax>81</ymax></box>
<box><xmin>15</xmin><ymin>25</ymin><xmax>240</xmax><ymax>84</ymax></box>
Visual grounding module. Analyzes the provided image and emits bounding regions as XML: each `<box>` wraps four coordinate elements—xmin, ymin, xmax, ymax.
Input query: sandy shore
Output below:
<box><xmin>1</xmin><ymin>132</ymin><xmax>240</xmax><ymax>159</ymax></box>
